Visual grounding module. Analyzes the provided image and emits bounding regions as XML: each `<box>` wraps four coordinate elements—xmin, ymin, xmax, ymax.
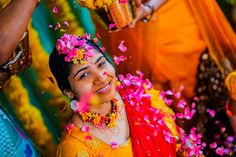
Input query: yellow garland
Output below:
<box><xmin>44</xmin><ymin>0</ymin><xmax>84</xmax><ymax>35</ymax></box>
<box><xmin>2</xmin><ymin>76</ymin><xmax>56</xmax><ymax>157</ymax></box>
<box><xmin>28</xmin><ymin>24</ymin><xmax>72</xmax><ymax>122</ymax></box>
<box><xmin>77</xmin><ymin>0</ymin><xmax>117</xmax><ymax>10</ymax></box>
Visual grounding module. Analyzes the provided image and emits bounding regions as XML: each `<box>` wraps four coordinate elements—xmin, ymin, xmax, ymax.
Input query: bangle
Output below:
<box><xmin>141</xmin><ymin>4</ymin><xmax>155</xmax><ymax>23</ymax></box>
<box><xmin>225</xmin><ymin>71</ymin><xmax>236</xmax><ymax>100</ymax></box>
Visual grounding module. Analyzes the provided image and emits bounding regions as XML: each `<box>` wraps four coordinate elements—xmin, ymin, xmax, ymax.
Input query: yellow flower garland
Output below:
<box><xmin>2</xmin><ymin>76</ymin><xmax>56</xmax><ymax>156</ymax></box>
<box><xmin>77</xmin><ymin>0</ymin><xmax>117</xmax><ymax>10</ymax></box>
<box><xmin>28</xmin><ymin>24</ymin><xmax>72</xmax><ymax>123</ymax></box>
<box><xmin>44</xmin><ymin>0</ymin><xmax>84</xmax><ymax>35</ymax></box>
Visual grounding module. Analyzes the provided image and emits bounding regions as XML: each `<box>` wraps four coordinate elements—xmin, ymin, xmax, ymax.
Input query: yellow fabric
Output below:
<box><xmin>57</xmin><ymin>126</ymin><xmax>133</xmax><ymax>157</ymax></box>
<box><xmin>187</xmin><ymin>0</ymin><xmax>236</xmax><ymax>71</ymax></box>
<box><xmin>95</xmin><ymin>0</ymin><xmax>236</xmax><ymax>99</ymax></box>
<box><xmin>57</xmin><ymin>89</ymin><xmax>179</xmax><ymax>157</ymax></box>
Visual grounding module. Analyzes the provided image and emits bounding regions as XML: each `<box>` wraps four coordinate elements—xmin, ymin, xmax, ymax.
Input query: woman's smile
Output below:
<box><xmin>95</xmin><ymin>81</ymin><xmax>112</xmax><ymax>94</ymax></box>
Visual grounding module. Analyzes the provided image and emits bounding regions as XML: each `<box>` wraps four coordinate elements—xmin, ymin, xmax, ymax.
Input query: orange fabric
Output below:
<box><xmin>57</xmin><ymin>127</ymin><xmax>133</xmax><ymax>157</ymax></box>
<box><xmin>95</xmin><ymin>0</ymin><xmax>236</xmax><ymax>98</ymax></box>
<box><xmin>187</xmin><ymin>0</ymin><xmax>236</xmax><ymax>71</ymax></box>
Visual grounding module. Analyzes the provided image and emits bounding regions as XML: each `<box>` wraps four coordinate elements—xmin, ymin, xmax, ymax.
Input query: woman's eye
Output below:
<box><xmin>98</xmin><ymin>61</ymin><xmax>106</xmax><ymax>68</ymax></box>
<box><xmin>80</xmin><ymin>72</ymin><xmax>90</xmax><ymax>79</ymax></box>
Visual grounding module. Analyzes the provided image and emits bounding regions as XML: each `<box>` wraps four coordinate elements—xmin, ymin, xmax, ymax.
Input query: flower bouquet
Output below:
<box><xmin>77</xmin><ymin>0</ymin><xmax>136</xmax><ymax>30</ymax></box>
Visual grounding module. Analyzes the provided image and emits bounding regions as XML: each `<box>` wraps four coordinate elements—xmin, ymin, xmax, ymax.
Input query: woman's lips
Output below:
<box><xmin>96</xmin><ymin>81</ymin><xmax>112</xmax><ymax>94</ymax></box>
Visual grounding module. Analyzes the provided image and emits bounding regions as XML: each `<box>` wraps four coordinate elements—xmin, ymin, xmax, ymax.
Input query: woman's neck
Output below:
<box><xmin>89</xmin><ymin>101</ymin><xmax>112</xmax><ymax>115</ymax></box>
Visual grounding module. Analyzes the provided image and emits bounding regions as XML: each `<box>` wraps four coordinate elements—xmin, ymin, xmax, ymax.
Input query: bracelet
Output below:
<box><xmin>225</xmin><ymin>71</ymin><xmax>236</xmax><ymax>100</ymax></box>
<box><xmin>141</xmin><ymin>4</ymin><xmax>155</xmax><ymax>23</ymax></box>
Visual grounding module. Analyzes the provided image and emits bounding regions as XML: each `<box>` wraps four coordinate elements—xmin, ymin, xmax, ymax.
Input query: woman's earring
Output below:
<box><xmin>70</xmin><ymin>100</ymin><xmax>80</xmax><ymax>112</ymax></box>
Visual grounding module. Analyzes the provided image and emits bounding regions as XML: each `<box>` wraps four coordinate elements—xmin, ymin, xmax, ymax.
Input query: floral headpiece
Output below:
<box><xmin>56</xmin><ymin>33</ymin><xmax>99</xmax><ymax>64</ymax></box>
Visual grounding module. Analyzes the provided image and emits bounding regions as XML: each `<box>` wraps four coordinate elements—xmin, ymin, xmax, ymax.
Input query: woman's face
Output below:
<box><xmin>67</xmin><ymin>49</ymin><xmax>117</xmax><ymax>104</ymax></box>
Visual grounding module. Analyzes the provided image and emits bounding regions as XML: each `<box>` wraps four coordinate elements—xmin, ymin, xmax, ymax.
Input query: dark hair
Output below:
<box><xmin>49</xmin><ymin>37</ymin><xmax>115</xmax><ymax>93</ymax></box>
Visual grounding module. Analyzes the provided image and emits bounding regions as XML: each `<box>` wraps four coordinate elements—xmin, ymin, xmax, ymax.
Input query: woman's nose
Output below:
<box><xmin>93</xmin><ymin>70</ymin><xmax>106</xmax><ymax>85</ymax></box>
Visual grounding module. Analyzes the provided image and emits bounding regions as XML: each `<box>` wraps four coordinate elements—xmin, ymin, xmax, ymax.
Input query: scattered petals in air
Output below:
<box><xmin>55</xmin><ymin>22</ymin><xmax>61</xmax><ymax>30</ymax></box>
<box><xmin>118</xmin><ymin>40</ymin><xmax>127</xmax><ymax>52</ymax></box>
<box><xmin>113</xmin><ymin>55</ymin><xmax>127</xmax><ymax>65</ymax></box>
<box><xmin>63</xmin><ymin>21</ymin><xmax>70</xmax><ymax>27</ymax></box>
<box><xmin>209</xmin><ymin>142</ymin><xmax>217</xmax><ymax>149</ymax></box>
<box><xmin>177</xmin><ymin>100</ymin><xmax>187</xmax><ymax>109</ymax></box>
<box><xmin>206</xmin><ymin>109</ymin><xmax>216</xmax><ymax>118</ymax></box>
<box><xmin>216</xmin><ymin>146</ymin><xmax>224</xmax><ymax>156</ymax></box>
<box><xmin>53</xmin><ymin>6</ymin><xmax>59</xmax><ymax>14</ymax></box>
<box><xmin>109</xmin><ymin>23</ymin><xmax>116</xmax><ymax>29</ymax></box>
<box><xmin>48</xmin><ymin>24</ymin><xmax>53</xmax><ymax>28</ymax></box>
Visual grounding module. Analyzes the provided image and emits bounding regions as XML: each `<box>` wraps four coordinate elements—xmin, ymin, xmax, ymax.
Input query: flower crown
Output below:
<box><xmin>56</xmin><ymin>33</ymin><xmax>101</xmax><ymax>64</ymax></box>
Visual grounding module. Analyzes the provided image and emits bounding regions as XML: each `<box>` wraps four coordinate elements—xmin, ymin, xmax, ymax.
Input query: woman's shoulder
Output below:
<box><xmin>57</xmin><ymin>126</ymin><xmax>91</xmax><ymax>157</ymax></box>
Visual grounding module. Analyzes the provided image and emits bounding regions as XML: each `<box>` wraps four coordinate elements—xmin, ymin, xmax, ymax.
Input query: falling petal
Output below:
<box><xmin>63</xmin><ymin>21</ymin><xmax>70</xmax><ymax>27</ymax></box>
<box><xmin>109</xmin><ymin>23</ymin><xmax>116</xmax><ymax>29</ymax></box>
<box><xmin>118</xmin><ymin>40</ymin><xmax>127</xmax><ymax>52</ymax></box>
<box><xmin>206</xmin><ymin>109</ymin><xmax>216</xmax><ymax>118</ymax></box>
<box><xmin>209</xmin><ymin>142</ymin><xmax>217</xmax><ymax>149</ymax></box>
<box><xmin>53</xmin><ymin>6</ymin><xmax>59</xmax><ymax>14</ymax></box>
<box><xmin>55</xmin><ymin>22</ymin><xmax>61</xmax><ymax>30</ymax></box>
<box><xmin>216</xmin><ymin>147</ymin><xmax>224</xmax><ymax>156</ymax></box>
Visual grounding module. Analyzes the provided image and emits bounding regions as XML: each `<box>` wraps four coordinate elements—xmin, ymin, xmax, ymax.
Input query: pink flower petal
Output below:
<box><xmin>113</xmin><ymin>55</ymin><xmax>127</xmax><ymax>65</ymax></box>
<box><xmin>118</xmin><ymin>40</ymin><xmax>127</xmax><ymax>52</ymax></box>
<box><xmin>82</xmin><ymin>125</ymin><xmax>89</xmax><ymax>132</ymax></box>
<box><xmin>53</xmin><ymin>6</ymin><xmax>59</xmax><ymax>14</ymax></box>
<box><xmin>209</xmin><ymin>142</ymin><xmax>217</xmax><ymax>149</ymax></box>
<box><xmin>85</xmin><ymin>135</ymin><xmax>93</xmax><ymax>140</ymax></box>
<box><xmin>216</xmin><ymin>147</ymin><xmax>224</xmax><ymax>156</ymax></box>
<box><xmin>109</xmin><ymin>23</ymin><xmax>116</xmax><ymax>29</ymax></box>
<box><xmin>63</xmin><ymin>21</ymin><xmax>70</xmax><ymax>27</ymax></box>
<box><xmin>206</xmin><ymin>109</ymin><xmax>216</xmax><ymax>118</ymax></box>
<box><xmin>55</xmin><ymin>22</ymin><xmax>61</xmax><ymax>30</ymax></box>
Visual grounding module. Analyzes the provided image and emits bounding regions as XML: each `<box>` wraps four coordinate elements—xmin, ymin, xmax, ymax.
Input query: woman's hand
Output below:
<box><xmin>128</xmin><ymin>4</ymin><xmax>153</xmax><ymax>28</ymax></box>
<box><xmin>128</xmin><ymin>0</ymin><xmax>167</xmax><ymax>28</ymax></box>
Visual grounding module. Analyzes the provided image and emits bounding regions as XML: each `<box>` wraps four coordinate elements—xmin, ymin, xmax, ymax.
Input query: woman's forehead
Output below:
<box><xmin>70</xmin><ymin>50</ymin><xmax>103</xmax><ymax>70</ymax></box>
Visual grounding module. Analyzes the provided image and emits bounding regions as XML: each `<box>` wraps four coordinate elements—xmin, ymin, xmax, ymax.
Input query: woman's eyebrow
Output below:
<box><xmin>94</xmin><ymin>56</ymin><xmax>105</xmax><ymax>64</ymax></box>
<box><xmin>73</xmin><ymin>66</ymin><xmax>89</xmax><ymax>78</ymax></box>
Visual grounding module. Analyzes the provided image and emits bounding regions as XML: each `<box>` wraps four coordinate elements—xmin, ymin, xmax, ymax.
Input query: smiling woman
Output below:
<box><xmin>49</xmin><ymin>34</ymin><xmax>203</xmax><ymax>157</ymax></box>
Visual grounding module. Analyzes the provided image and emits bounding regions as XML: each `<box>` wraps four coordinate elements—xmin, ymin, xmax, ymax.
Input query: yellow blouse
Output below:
<box><xmin>57</xmin><ymin>127</ymin><xmax>133</xmax><ymax>157</ymax></box>
<box><xmin>57</xmin><ymin>88</ymin><xmax>178</xmax><ymax>157</ymax></box>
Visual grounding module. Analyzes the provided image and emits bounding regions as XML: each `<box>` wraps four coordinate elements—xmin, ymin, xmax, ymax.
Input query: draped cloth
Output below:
<box><xmin>95</xmin><ymin>0</ymin><xmax>236</xmax><ymax>98</ymax></box>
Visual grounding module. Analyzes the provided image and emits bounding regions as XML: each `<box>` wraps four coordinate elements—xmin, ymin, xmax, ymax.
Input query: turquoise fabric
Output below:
<box><xmin>0</xmin><ymin>106</ymin><xmax>40</xmax><ymax>157</ymax></box>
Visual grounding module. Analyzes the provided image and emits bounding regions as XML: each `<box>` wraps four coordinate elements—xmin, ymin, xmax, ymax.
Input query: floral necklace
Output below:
<box><xmin>79</xmin><ymin>97</ymin><xmax>121</xmax><ymax>128</ymax></box>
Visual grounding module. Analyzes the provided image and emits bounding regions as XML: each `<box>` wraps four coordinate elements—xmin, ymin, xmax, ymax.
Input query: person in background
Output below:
<box><xmin>0</xmin><ymin>0</ymin><xmax>41</xmax><ymax>156</ymax></box>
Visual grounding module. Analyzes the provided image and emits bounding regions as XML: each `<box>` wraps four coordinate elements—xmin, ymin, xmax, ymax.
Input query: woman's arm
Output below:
<box><xmin>0</xmin><ymin>0</ymin><xmax>39</xmax><ymax>66</ymax></box>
